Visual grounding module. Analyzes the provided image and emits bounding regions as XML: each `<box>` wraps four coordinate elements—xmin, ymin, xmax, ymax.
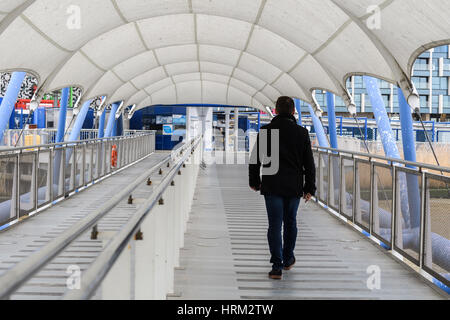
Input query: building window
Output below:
<box><xmin>354</xmin><ymin>76</ymin><xmax>363</xmax><ymax>89</ymax></box>
<box><xmin>420</xmin><ymin>95</ymin><xmax>429</xmax><ymax>108</ymax></box>
<box><xmin>414</xmin><ymin>58</ymin><xmax>429</xmax><ymax>71</ymax></box>
<box><xmin>432</xmin><ymin>77</ymin><xmax>448</xmax><ymax>90</ymax></box>
<box><xmin>443</xmin><ymin>96</ymin><xmax>450</xmax><ymax>108</ymax></box>
<box><xmin>412</xmin><ymin>77</ymin><xmax>429</xmax><ymax>89</ymax></box>
<box><xmin>434</xmin><ymin>45</ymin><xmax>449</xmax><ymax>53</ymax></box>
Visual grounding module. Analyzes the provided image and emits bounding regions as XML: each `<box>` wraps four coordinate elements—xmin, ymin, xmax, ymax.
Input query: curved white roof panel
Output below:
<box><xmin>0</xmin><ymin>0</ymin><xmax>448</xmax><ymax>112</ymax></box>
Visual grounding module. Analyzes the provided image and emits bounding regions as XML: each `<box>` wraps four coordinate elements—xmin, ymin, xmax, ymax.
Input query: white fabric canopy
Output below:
<box><xmin>0</xmin><ymin>0</ymin><xmax>449</xmax><ymax>111</ymax></box>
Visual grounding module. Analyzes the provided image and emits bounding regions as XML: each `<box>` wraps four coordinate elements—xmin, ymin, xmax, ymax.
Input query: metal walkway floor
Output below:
<box><xmin>0</xmin><ymin>152</ymin><xmax>170</xmax><ymax>300</ymax></box>
<box><xmin>171</xmin><ymin>163</ymin><xmax>446</xmax><ymax>300</ymax></box>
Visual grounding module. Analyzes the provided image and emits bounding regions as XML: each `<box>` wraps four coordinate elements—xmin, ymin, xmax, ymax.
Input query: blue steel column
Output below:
<box><xmin>398</xmin><ymin>88</ymin><xmax>421</xmax><ymax>229</ymax></box>
<box><xmin>68</xmin><ymin>100</ymin><xmax>91</xmax><ymax>142</ymax></box>
<box><xmin>326</xmin><ymin>92</ymin><xmax>338</xmax><ymax>149</ymax></box>
<box><xmin>294</xmin><ymin>98</ymin><xmax>303</xmax><ymax>126</ymax></box>
<box><xmin>0</xmin><ymin>72</ymin><xmax>26</xmax><ymax>143</ymax></box>
<box><xmin>104</xmin><ymin>102</ymin><xmax>120</xmax><ymax>138</ymax></box>
<box><xmin>364</xmin><ymin>77</ymin><xmax>401</xmax><ymax>159</ymax></box>
<box><xmin>308</xmin><ymin>104</ymin><xmax>329</xmax><ymax>148</ymax></box>
<box><xmin>98</xmin><ymin>109</ymin><xmax>107</xmax><ymax>139</ymax></box>
<box><xmin>364</xmin><ymin>76</ymin><xmax>411</xmax><ymax>227</ymax></box>
<box><xmin>257</xmin><ymin>112</ymin><xmax>261</xmax><ymax>132</ymax></box>
<box><xmin>56</xmin><ymin>87</ymin><xmax>70</xmax><ymax>143</ymax></box>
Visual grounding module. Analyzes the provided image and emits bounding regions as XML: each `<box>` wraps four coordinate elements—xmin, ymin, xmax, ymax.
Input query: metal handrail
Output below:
<box><xmin>0</xmin><ymin>131</ymin><xmax>156</xmax><ymax>155</ymax></box>
<box><xmin>312</xmin><ymin>145</ymin><xmax>450</xmax><ymax>174</ymax></box>
<box><xmin>64</xmin><ymin>136</ymin><xmax>202</xmax><ymax>300</ymax></box>
<box><xmin>0</xmin><ymin>135</ymin><xmax>197</xmax><ymax>299</ymax></box>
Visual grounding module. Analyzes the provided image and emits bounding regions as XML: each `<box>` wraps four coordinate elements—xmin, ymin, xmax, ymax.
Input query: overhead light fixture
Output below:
<box><xmin>265</xmin><ymin>106</ymin><xmax>274</xmax><ymax>117</ymax></box>
<box><xmin>347</xmin><ymin>103</ymin><xmax>357</xmax><ymax>116</ymax></box>
<box><xmin>128</xmin><ymin>104</ymin><xmax>137</xmax><ymax>120</ymax></box>
<box><xmin>115</xmin><ymin>101</ymin><xmax>125</xmax><ymax>119</ymax></box>
<box><xmin>407</xmin><ymin>93</ymin><xmax>421</xmax><ymax>114</ymax></box>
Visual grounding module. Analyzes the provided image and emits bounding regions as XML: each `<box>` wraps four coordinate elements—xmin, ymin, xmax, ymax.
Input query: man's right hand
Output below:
<box><xmin>303</xmin><ymin>193</ymin><xmax>312</xmax><ymax>203</ymax></box>
<box><xmin>251</xmin><ymin>185</ymin><xmax>261</xmax><ymax>192</ymax></box>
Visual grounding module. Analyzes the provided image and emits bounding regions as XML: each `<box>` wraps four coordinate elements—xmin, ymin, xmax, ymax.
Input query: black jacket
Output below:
<box><xmin>249</xmin><ymin>114</ymin><xmax>316</xmax><ymax>198</ymax></box>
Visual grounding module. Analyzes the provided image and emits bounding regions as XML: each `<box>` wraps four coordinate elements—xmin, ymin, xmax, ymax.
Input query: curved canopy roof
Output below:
<box><xmin>0</xmin><ymin>0</ymin><xmax>449</xmax><ymax>112</ymax></box>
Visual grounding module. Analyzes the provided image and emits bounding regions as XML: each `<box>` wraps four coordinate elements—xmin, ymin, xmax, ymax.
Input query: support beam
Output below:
<box><xmin>104</xmin><ymin>102</ymin><xmax>121</xmax><ymax>138</ymax></box>
<box><xmin>68</xmin><ymin>100</ymin><xmax>92</xmax><ymax>142</ymax></box>
<box><xmin>364</xmin><ymin>76</ymin><xmax>410</xmax><ymax>228</ymax></box>
<box><xmin>364</xmin><ymin>77</ymin><xmax>401</xmax><ymax>159</ymax></box>
<box><xmin>398</xmin><ymin>88</ymin><xmax>421</xmax><ymax>229</ymax></box>
<box><xmin>98</xmin><ymin>109</ymin><xmax>107</xmax><ymax>139</ymax></box>
<box><xmin>294</xmin><ymin>98</ymin><xmax>303</xmax><ymax>126</ymax></box>
<box><xmin>308</xmin><ymin>105</ymin><xmax>329</xmax><ymax>148</ymax></box>
<box><xmin>56</xmin><ymin>87</ymin><xmax>70</xmax><ymax>143</ymax></box>
<box><xmin>225</xmin><ymin>109</ymin><xmax>230</xmax><ymax>152</ymax></box>
<box><xmin>257</xmin><ymin>111</ymin><xmax>261</xmax><ymax>132</ymax></box>
<box><xmin>234</xmin><ymin>107</ymin><xmax>239</xmax><ymax>152</ymax></box>
<box><xmin>326</xmin><ymin>92</ymin><xmax>338</xmax><ymax>149</ymax></box>
<box><xmin>0</xmin><ymin>72</ymin><xmax>26</xmax><ymax>143</ymax></box>
<box><xmin>112</xmin><ymin>114</ymin><xmax>118</xmax><ymax>137</ymax></box>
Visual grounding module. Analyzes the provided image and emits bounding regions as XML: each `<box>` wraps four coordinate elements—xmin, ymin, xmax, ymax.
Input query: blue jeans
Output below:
<box><xmin>264</xmin><ymin>195</ymin><xmax>301</xmax><ymax>270</ymax></box>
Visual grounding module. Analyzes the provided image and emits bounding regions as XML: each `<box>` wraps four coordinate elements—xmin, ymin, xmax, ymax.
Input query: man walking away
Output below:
<box><xmin>249</xmin><ymin>96</ymin><xmax>316</xmax><ymax>280</ymax></box>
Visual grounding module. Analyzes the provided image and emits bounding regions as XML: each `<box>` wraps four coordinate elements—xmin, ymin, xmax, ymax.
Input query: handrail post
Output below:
<box><xmin>370</xmin><ymin>159</ymin><xmax>377</xmax><ymax>236</ymax></box>
<box><xmin>33</xmin><ymin>152</ymin><xmax>38</xmax><ymax>213</ymax></box>
<box><xmin>391</xmin><ymin>164</ymin><xmax>397</xmax><ymax>249</ymax></box>
<box><xmin>339</xmin><ymin>154</ymin><xmax>345</xmax><ymax>215</ymax></box>
<box><xmin>352</xmin><ymin>156</ymin><xmax>357</xmax><ymax>224</ymax></box>
<box><xmin>419</xmin><ymin>169</ymin><xmax>426</xmax><ymax>268</ymax></box>
<box><xmin>327</xmin><ymin>152</ymin><xmax>332</xmax><ymax>207</ymax></box>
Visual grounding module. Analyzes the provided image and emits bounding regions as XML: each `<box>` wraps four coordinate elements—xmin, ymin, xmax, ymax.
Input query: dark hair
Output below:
<box><xmin>276</xmin><ymin>96</ymin><xmax>295</xmax><ymax>115</ymax></box>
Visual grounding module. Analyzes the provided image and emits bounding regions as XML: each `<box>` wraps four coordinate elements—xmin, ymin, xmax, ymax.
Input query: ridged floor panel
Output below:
<box><xmin>172</xmin><ymin>163</ymin><xmax>445</xmax><ymax>300</ymax></box>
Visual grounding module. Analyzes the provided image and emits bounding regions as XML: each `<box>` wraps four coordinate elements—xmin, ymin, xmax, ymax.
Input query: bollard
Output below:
<box><xmin>91</xmin><ymin>225</ymin><xmax>99</xmax><ymax>240</ymax></box>
<box><xmin>134</xmin><ymin>229</ymin><xmax>143</xmax><ymax>241</ymax></box>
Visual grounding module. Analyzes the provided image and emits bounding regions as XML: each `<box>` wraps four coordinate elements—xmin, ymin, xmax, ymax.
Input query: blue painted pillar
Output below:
<box><xmin>104</xmin><ymin>102</ymin><xmax>120</xmax><ymax>138</ymax></box>
<box><xmin>308</xmin><ymin>104</ymin><xmax>329</xmax><ymax>148</ymax></box>
<box><xmin>257</xmin><ymin>112</ymin><xmax>261</xmax><ymax>132</ymax></box>
<box><xmin>68</xmin><ymin>100</ymin><xmax>91</xmax><ymax>142</ymax></box>
<box><xmin>398</xmin><ymin>88</ymin><xmax>421</xmax><ymax>229</ymax></box>
<box><xmin>326</xmin><ymin>92</ymin><xmax>338</xmax><ymax>149</ymax></box>
<box><xmin>432</xmin><ymin>121</ymin><xmax>435</xmax><ymax>142</ymax></box>
<box><xmin>56</xmin><ymin>87</ymin><xmax>70</xmax><ymax>143</ymax></box>
<box><xmin>0</xmin><ymin>72</ymin><xmax>26</xmax><ymax>143</ymax></box>
<box><xmin>364</xmin><ymin>76</ymin><xmax>410</xmax><ymax>227</ymax></box>
<box><xmin>364</xmin><ymin>76</ymin><xmax>401</xmax><ymax>159</ymax></box>
<box><xmin>112</xmin><ymin>114</ymin><xmax>118</xmax><ymax>137</ymax></box>
<box><xmin>294</xmin><ymin>98</ymin><xmax>303</xmax><ymax>126</ymax></box>
<box><xmin>98</xmin><ymin>108</ymin><xmax>107</xmax><ymax>139</ymax></box>
<box><xmin>365</xmin><ymin>118</ymin><xmax>368</xmax><ymax>141</ymax></box>
<box><xmin>117</xmin><ymin>114</ymin><xmax>124</xmax><ymax>136</ymax></box>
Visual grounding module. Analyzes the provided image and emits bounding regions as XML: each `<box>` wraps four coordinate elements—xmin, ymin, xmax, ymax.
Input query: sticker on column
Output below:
<box><xmin>163</xmin><ymin>124</ymin><xmax>173</xmax><ymax>135</ymax></box>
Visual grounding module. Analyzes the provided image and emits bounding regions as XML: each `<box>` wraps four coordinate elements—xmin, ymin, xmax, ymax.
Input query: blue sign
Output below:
<box><xmin>163</xmin><ymin>124</ymin><xmax>173</xmax><ymax>135</ymax></box>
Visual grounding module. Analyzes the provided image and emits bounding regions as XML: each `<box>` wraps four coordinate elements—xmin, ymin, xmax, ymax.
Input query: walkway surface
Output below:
<box><xmin>0</xmin><ymin>152</ymin><xmax>169</xmax><ymax>300</ymax></box>
<box><xmin>171</xmin><ymin>163</ymin><xmax>446</xmax><ymax>300</ymax></box>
